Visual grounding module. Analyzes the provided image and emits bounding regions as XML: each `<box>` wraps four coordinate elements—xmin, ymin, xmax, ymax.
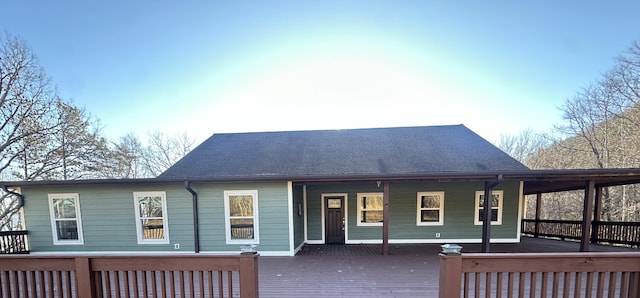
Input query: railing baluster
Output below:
<box><xmin>507</xmin><ymin>272</ymin><xmax>515</xmax><ymax>298</ymax></box>
<box><xmin>517</xmin><ymin>272</ymin><xmax>525</xmax><ymax>298</ymax></box>
<box><xmin>207</xmin><ymin>271</ymin><xmax>215</xmax><ymax>297</ymax></box>
<box><xmin>168</xmin><ymin>270</ymin><xmax>175</xmax><ymax>296</ymax></box>
<box><xmin>530</xmin><ymin>272</ymin><xmax>537</xmax><ymax>298</ymax></box>
<box><xmin>179</xmin><ymin>270</ymin><xmax>186</xmax><ymax>297</ymax></box>
<box><xmin>620</xmin><ymin>272</ymin><xmax>630</xmax><ymax>296</ymax></box>
<box><xmin>585</xmin><ymin>272</ymin><xmax>594</xmax><ymax>298</ymax></box>
<box><xmin>123</xmin><ymin>271</ymin><xmax>131</xmax><ymax>298</ymax></box>
<box><xmin>160</xmin><ymin>270</ymin><xmax>166</xmax><ymax>298</ymax></box>
<box><xmin>541</xmin><ymin>272</ymin><xmax>548</xmax><ymax>298</ymax></box>
<box><xmin>114</xmin><ymin>271</ymin><xmax>121</xmax><ymax>298</ymax></box>
<box><xmin>133</xmin><ymin>270</ymin><xmax>140</xmax><ymax>298</ymax></box>
<box><xmin>198</xmin><ymin>270</ymin><xmax>204</xmax><ymax>297</ymax></box>
<box><xmin>228</xmin><ymin>270</ymin><xmax>234</xmax><ymax>298</ymax></box>
<box><xmin>218</xmin><ymin>270</ymin><xmax>224</xmax><ymax>298</ymax></box>
<box><xmin>607</xmin><ymin>272</ymin><xmax>616</xmax><ymax>298</ymax></box>
<box><xmin>551</xmin><ymin>272</ymin><xmax>560</xmax><ymax>297</ymax></box>
<box><xmin>596</xmin><ymin>272</ymin><xmax>605</xmax><ymax>298</ymax></box>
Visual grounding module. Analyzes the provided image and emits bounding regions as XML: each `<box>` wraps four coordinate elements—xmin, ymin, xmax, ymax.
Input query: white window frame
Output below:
<box><xmin>416</xmin><ymin>191</ymin><xmax>444</xmax><ymax>226</ymax></box>
<box><xmin>357</xmin><ymin>192</ymin><xmax>383</xmax><ymax>227</ymax></box>
<box><xmin>48</xmin><ymin>193</ymin><xmax>84</xmax><ymax>245</ymax></box>
<box><xmin>224</xmin><ymin>190</ymin><xmax>259</xmax><ymax>244</ymax></box>
<box><xmin>133</xmin><ymin>191</ymin><xmax>170</xmax><ymax>244</ymax></box>
<box><xmin>474</xmin><ymin>190</ymin><xmax>503</xmax><ymax>225</ymax></box>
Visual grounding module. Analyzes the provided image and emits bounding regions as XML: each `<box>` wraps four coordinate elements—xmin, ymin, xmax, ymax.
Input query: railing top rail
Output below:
<box><xmin>0</xmin><ymin>253</ymin><xmax>258</xmax><ymax>259</ymax></box>
<box><xmin>522</xmin><ymin>219</ymin><xmax>583</xmax><ymax>223</ymax></box>
<box><xmin>0</xmin><ymin>253</ymin><xmax>259</xmax><ymax>271</ymax></box>
<box><xmin>459</xmin><ymin>251</ymin><xmax>640</xmax><ymax>259</ymax></box>
<box><xmin>0</xmin><ymin>230</ymin><xmax>28</xmax><ymax>236</ymax></box>
<box><xmin>448</xmin><ymin>252</ymin><xmax>640</xmax><ymax>273</ymax></box>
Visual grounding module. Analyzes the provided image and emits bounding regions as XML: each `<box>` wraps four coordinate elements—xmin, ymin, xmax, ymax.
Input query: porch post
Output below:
<box><xmin>580</xmin><ymin>179</ymin><xmax>595</xmax><ymax>252</ymax></box>
<box><xmin>481</xmin><ymin>182</ymin><xmax>493</xmax><ymax>253</ymax></box>
<box><xmin>382</xmin><ymin>181</ymin><xmax>390</xmax><ymax>256</ymax></box>
<box><xmin>534</xmin><ymin>192</ymin><xmax>542</xmax><ymax>238</ymax></box>
<box><xmin>591</xmin><ymin>187</ymin><xmax>603</xmax><ymax>242</ymax></box>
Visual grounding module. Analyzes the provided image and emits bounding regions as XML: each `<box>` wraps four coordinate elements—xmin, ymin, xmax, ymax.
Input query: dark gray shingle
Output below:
<box><xmin>159</xmin><ymin>125</ymin><xmax>528</xmax><ymax>179</ymax></box>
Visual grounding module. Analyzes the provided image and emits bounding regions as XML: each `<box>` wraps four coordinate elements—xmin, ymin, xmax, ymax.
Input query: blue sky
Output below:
<box><xmin>2</xmin><ymin>1</ymin><xmax>639</xmax><ymax>144</ymax></box>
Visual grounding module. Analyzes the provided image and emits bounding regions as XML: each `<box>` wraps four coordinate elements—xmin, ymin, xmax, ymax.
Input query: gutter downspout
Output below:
<box><xmin>185</xmin><ymin>181</ymin><xmax>200</xmax><ymax>253</ymax></box>
<box><xmin>481</xmin><ymin>174</ymin><xmax>503</xmax><ymax>253</ymax></box>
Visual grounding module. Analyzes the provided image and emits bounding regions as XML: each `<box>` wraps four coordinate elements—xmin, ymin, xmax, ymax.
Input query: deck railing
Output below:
<box><xmin>439</xmin><ymin>252</ymin><xmax>640</xmax><ymax>297</ymax></box>
<box><xmin>231</xmin><ymin>224</ymin><xmax>254</xmax><ymax>240</ymax></box>
<box><xmin>0</xmin><ymin>230</ymin><xmax>29</xmax><ymax>254</ymax></box>
<box><xmin>0</xmin><ymin>254</ymin><xmax>259</xmax><ymax>297</ymax></box>
<box><xmin>522</xmin><ymin>219</ymin><xmax>640</xmax><ymax>247</ymax></box>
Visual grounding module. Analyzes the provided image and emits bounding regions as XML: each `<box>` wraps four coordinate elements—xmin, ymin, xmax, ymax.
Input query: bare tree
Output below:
<box><xmin>609</xmin><ymin>41</ymin><xmax>640</xmax><ymax>110</ymax></box>
<box><xmin>52</xmin><ymin>101</ymin><xmax>112</xmax><ymax>180</ymax></box>
<box><xmin>496</xmin><ymin>129</ymin><xmax>550</xmax><ymax>167</ymax></box>
<box><xmin>0</xmin><ymin>188</ymin><xmax>22</xmax><ymax>231</ymax></box>
<box><xmin>0</xmin><ymin>33</ymin><xmax>60</xmax><ymax>178</ymax></box>
<box><xmin>525</xmin><ymin>40</ymin><xmax>640</xmax><ymax>222</ymax></box>
<box><xmin>107</xmin><ymin>133</ymin><xmax>146</xmax><ymax>178</ymax></box>
<box><xmin>140</xmin><ymin>131</ymin><xmax>194</xmax><ymax>177</ymax></box>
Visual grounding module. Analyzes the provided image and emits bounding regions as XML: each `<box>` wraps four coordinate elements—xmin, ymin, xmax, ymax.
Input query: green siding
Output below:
<box><xmin>21</xmin><ymin>181</ymin><xmax>292</xmax><ymax>254</ymax></box>
<box><xmin>191</xmin><ymin>182</ymin><xmax>290</xmax><ymax>253</ymax></box>
<box><xmin>306</xmin><ymin>181</ymin><xmax>522</xmax><ymax>242</ymax></box>
<box><xmin>22</xmin><ymin>184</ymin><xmax>193</xmax><ymax>252</ymax></box>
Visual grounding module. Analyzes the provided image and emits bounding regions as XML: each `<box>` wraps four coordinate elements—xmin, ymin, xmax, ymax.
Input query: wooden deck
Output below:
<box><xmin>258</xmin><ymin>237</ymin><xmax>637</xmax><ymax>297</ymax></box>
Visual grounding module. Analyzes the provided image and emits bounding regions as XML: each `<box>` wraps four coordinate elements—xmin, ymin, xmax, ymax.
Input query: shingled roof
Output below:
<box><xmin>159</xmin><ymin>125</ymin><xmax>528</xmax><ymax>180</ymax></box>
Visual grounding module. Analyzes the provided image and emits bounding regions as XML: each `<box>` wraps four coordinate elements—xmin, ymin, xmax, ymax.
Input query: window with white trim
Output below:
<box><xmin>474</xmin><ymin>190</ymin><xmax>503</xmax><ymax>225</ymax></box>
<box><xmin>48</xmin><ymin>193</ymin><xmax>84</xmax><ymax>245</ymax></box>
<box><xmin>357</xmin><ymin>193</ymin><xmax>383</xmax><ymax>226</ymax></box>
<box><xmin>224</xmin><ymin>190</ymin><xmax>259</xmax><ymax>244</ymax></box>
<box><xmin>134</xmin><ymin>191</ymin><xmax>169</xmax><ymax>244</ymax></box>
<box><xmin>416</xmin><ymin>191</ymin><xmax>444</xmax><ymax>226</ymax></box>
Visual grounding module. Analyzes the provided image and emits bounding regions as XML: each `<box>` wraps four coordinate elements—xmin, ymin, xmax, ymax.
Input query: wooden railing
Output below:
<box><xmin>0</xmin><ymin>254</ymin><xmax>259</xmax><ymax>297</ymax></box>
<box><xmin>0</xmin><ymin>230</ymin><xmax>29</xmax><ymax>254</ymax></box>
<box><xmin>522</xmin><ymin>219</ymin><xmax>640</xmax><ymax>247</ymax></box>
<box><xmin>439</xmin><ymin>252</ymin><xmax>640</xmax><ymax>297</ymax></box>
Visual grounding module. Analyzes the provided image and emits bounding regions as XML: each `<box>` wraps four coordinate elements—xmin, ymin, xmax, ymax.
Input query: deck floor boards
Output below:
<box><xmin>258</xmin><ymin>237</ymin><xmax>637</xmax><ymax>297</ymax></box>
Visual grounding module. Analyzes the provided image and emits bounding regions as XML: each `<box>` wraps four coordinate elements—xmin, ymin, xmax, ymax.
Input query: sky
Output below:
<box><xmin>1</xmin><ymin>1</ymin><xmax>640</xmax><ymax>145</ymax></box>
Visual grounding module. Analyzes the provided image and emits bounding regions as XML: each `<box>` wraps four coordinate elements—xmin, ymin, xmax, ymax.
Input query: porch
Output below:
<box><xmin>258</xmin><ymin>237</ymin><xmax>638</xmax><ymax>297</ymax></box>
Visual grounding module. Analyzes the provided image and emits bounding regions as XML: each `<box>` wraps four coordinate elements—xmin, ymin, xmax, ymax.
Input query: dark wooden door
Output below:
<box><xmin>325</xmin><ymin>196</ymin><xmax>345</xmax><ymax>244</ymax></box>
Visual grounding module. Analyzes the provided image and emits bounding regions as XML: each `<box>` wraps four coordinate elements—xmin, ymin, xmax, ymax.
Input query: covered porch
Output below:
<box><xmin>294</xmin><ymin>168</ymin><xmax>640</xmax><ymax>255</ymax></box>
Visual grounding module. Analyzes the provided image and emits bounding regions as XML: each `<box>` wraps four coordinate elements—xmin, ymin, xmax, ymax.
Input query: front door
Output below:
<box><xmin>325</xmin><ymin>196</ymin><xmax>345</xmax><ymax>244</ymax></box>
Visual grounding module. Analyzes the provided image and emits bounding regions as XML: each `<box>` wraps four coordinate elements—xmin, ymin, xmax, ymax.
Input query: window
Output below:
<box><xmin>417</xmin><ymin>192</ymin><xmax>444</xmax><ymax>226</ymax></box>
<box><xmin>134</xmin><ymin>191</ymin><xmax>169</xmax><ymax>244</ymax></box>
<box><xmin>224</xmin><ymin>190</ymin><xmax>259</xmax><ymax>244</ymax></box>
<box><xmin>357</xmin><ymin>193</ymin><xmax>383</xmax><ymax>226</ymax></box>
<box><xmin>48</xmin><ymin>193</ymin><xmax>84</xmax><ymax>245</ymax></box>
<box><xmin>474</xmin><ymin>190</ymin><xmax>503</xmax><ymax>225</ymax></box>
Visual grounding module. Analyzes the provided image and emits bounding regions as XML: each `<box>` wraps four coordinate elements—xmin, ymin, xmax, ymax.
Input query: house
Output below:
<box><xmin>4</xmin><ymin>125</ymin><xmax>639</xmax><ymax>256</ymax></box>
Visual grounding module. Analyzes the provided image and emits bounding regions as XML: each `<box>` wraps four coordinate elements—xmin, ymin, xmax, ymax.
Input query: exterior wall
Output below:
<box><xmin>191</xmin><ymin>182</ymin><xmax>291</xmax><ymax>255</ymax></box>
<box><xmin>21</xmin><ymin>181</ymin><xmax>293</xmax><ymax>255</ymax></box>
<box><xmin>22</xmin><ymin>184</ymin><xmax>193</xmax><ymax>253</ymax></box>
<box><xmin>305</xmin><ymin>181</ymin><xmax>522</xmax><ymax>244</ymax></box>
